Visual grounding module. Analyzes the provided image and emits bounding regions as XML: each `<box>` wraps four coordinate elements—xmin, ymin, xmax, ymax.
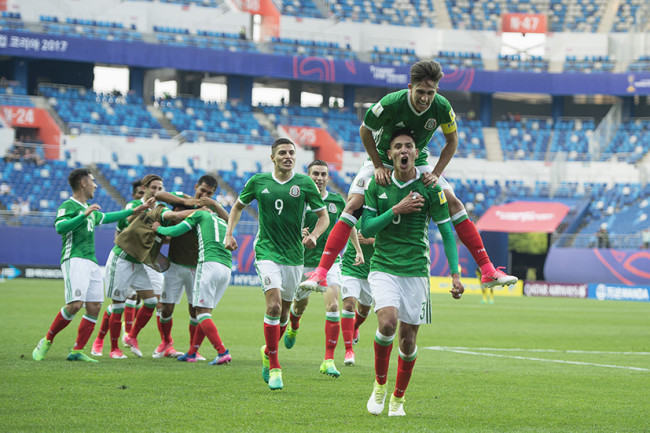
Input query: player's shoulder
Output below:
<box><xmin>381</xmin><ymin>89</ymin><xmax>408</xmax><ymax>105</ymax></box>
<box><xmin>433</xmin><ymin>92</ymin><xmax>452</xmax><ymax>108</ymax></box>
<box><xmin>326</xmin><ymin>190</ymin><xmax>344</xmax><ymax>202</ymax></box>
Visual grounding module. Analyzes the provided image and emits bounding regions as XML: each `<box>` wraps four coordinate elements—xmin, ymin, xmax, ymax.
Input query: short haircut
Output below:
<box><xmin>410</xmin><ymin>60</ymin><xmax>444</xmax><ymax>87</ymax></box>
<box><xmin>141</xmin><ymin>174</ymin><xmax>163</xmax><ymax>187</ymax></box>
<box><xmin>389</xmin><ymin>128</ymin><xmax>416</xmax><ymax>146</ymax></box>
<box><xmin>197</xmin><ymin>174</ymin><xmax>218</xmax><ymax>189</ymax></box>
<box><xmin>307</xmin><ymin>160</ymin><xmax>328</xmax><ymax>173</ymax></box>
<box><xmin>271</xmin><ymin>138</ymin><xmax>295</xmax><ymax>155</ymax></box>
<box><xmin>68</xmin><ymin>168</ymin><xmax>92</xmax><ymax>190</ymax></box>
<box><xmin>131</xmin><ymin>179</ymin><xmax>143</xmax><ymax>195</ymax></box>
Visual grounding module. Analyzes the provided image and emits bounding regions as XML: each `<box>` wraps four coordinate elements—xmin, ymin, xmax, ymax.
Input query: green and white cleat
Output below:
<box><xmin>284</xmin><ymin>326</ymin><xmax>299</xmax><ymax>349</ymax></box>
<box><xmin>319</xmin><ymin>359</ymin><xmax>341</xmax><ymax>378</ymax></box>
<box><xmin>32</xmin><ymin>338</ymin><xmax>51</xmax><ymax>361</ymax></box>
<box><xmin>261</xmin><ymin>345</ymin><xmax>270</xmax><ymax>384</ymax></box>
<box><xmin>367</xmin><ymin>380</ymin><xmax>387</xmax><ymax>415</ymax></box>
<box><xmin>67</xmin><ymin>350</ymin><xmax>99</xmax><ymax>363</ymax></box>
<box><xmin>388</xmin><ymin>394</ymin><xmax>406</xmax><ymax>417</ymax></box>
<box><xmin>268</xmin><ymin>368</ymin><xmax>283</xmax><ymax>390</ymax></box>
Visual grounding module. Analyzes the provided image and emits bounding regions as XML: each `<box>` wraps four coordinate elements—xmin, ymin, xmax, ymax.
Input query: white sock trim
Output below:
<box><xmin>375</xmin><ymin>329</ymin><xmax>395</xmax><ymax>344</ymax></box>
<box><xmin>450</xmin><ymin>209</ymin><xmax>468</xmax><ymax>222</ymax></box>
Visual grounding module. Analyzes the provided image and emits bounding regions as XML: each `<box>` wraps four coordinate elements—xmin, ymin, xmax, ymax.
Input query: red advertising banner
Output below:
<box><xmin>476</xmin><ymin>201</ymin><xmax>570</xmax><ymax>233</ymax></box>
<box><xmin>0</xmin><ymin>106</ymin><xmax>61</xmax><ymax>159</ymax></box>
<box><xmin>502</xmin><ymin>13</ymin><xmax>547</xmax><ymax>34</ymax></box>
<box><xmin>281</xmin><ymin>125</ymin><xmax>343</xmax><ymax>170</ymax></box>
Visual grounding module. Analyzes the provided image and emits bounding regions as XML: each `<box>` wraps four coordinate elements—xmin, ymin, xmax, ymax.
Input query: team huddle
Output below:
<box><xmin>32</xmin><ymin>60</ymin><xmax>517</xmax><ymax>417</ymax></box>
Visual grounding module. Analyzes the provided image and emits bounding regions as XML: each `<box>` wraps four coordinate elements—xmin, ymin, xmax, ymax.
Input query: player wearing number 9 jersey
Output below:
<box><xmin>225</xmin><ymin>138</ymin><xmax>329</xmax><ymax>391</ymax></box>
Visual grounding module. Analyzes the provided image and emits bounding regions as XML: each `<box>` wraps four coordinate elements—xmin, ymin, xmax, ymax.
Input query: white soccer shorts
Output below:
<box><xmin>340</xmin><ymin>275</ymin><xmax>373</xmax><ymax>306</ymax></box>
<box><xmin>62</xmin><ymin>257</ymin><xmax>104</xmax><ymax>304</ymax></box>
<box><xmin>192</xmin><ymin>261</ymin><xmax>231</xmax><ymax>309</ymax></box>
<box><xmin>294</xmin><ymin>263</ymin><xmax>342</xmax><ymax>301</ymax></box>
<box><xmin>255</xmin><ymin>260</ymin><xmax>303</xmax><ymax>302</ymax></box>
<box><xmin>161</xmin><ymin>262</ymin><xmax>196</xmax><ymax>305</ymax></box>
<box><xmin>368</xmin><ymin>271</ymin><xmax>431</xmax><ymax>325</ymax></box>
<box><xmin>104</xmin><ymin>251</ymin><xmax>157</xmax><ymax>302</ymax></box>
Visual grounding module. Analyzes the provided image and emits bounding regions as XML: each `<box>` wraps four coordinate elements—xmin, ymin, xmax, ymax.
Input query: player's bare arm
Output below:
<box><xmin>360</xmin><ymin>125</ymin><xmax>391</xmax><ymax>186</ymax></box>
<box><xmin>196</xmin><ymin>196</ymin><xmax>229</xmax><ymax>222</ymax></box>
<box><xmin>450</xmin><ymin>273</ymin><xmax>464</xmax><ymax>299</ymax></box>
<box><xmin>224</xmin><ymin>200</ymin><xmax>245</xmax><ymax>251</ymax></box>
<box><xmin>303</xmin><ymin>208</ymin><xmax>329</xmax><ymax>249</ymax></box>
<box><xmin>424</xmin><ymin>130</ymin><xmax>458</xmax><ymax>187</ymax></box>
<box><xmin>349</xmin><ymin>227</ymin><xmax>365</xmax><ymax>265</ymax></box>
<box><xmin>132</xmin><ymin>197</ymin><xmax>155</xmax><ymax>215</ymax></box>
<box><xmin>83</xmin><ymin>203</ymin><xmax>101</xmax><ymax>216</ymax></box>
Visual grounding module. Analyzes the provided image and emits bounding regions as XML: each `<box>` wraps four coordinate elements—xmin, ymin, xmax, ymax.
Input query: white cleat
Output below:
<box><xmin>388</xmin><ymin>394</ymin><xmax>406</xmax><ymax>417</ymax></box>
<box><xmin>367</xmin><ymin>381</ymin><xmax>387</xmax><ymax>415</ymax></box>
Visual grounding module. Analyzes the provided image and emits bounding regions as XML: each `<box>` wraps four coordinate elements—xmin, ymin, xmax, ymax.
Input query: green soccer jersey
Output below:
<box><xmin>158</xmin><ymin>210</ymin><xmax>232</xmax><ymax>268</ymax></box>
<box><xmin>340</xmin><ymin>218</ymin><xmax>374</xmax><ymax>279</ymax></box>
<box><xmin>55</xmin><ymin>198</ymin><xmax>106</xmax><ymax>264</ymax></box>
<box><xmin>239</xmin><ymin>172</ymin><xmax>325</xmax><ymax>266</ymax></box>
<box><xmin>362</xmin><ymin>170</ymin><xmax>453</xmax><ymax>277</ymax></box>
<box><xmin>363</xmin><ymin>90</ymin><xmax>457</xmax><ymax>167</ymax></box>
<box><xmin>303</xmin><ymin>190</ymin><xmax>346</xmax><ymax>267</ymax></box>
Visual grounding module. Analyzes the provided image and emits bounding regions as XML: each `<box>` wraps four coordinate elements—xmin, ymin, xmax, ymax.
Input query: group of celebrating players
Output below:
<box><xmin>32</xmin><ymin>60</ymin><xmax>517</xmax><ymax>417</ymax></box>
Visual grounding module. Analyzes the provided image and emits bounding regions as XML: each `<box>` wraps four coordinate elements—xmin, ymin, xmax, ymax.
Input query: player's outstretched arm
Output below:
<box><xmin>153</xmin><ymin>220</ymin><xmax>192</xmax><ymax>237</ymax></box>
<box><xmin>197</xmin><ymin>197</ymin><xmax>229</xmax><ymax>222</ymax></box>
<box><xmin>225</xmin><ymin>200</ymin><xmax>245</xmax><ymax>251</ymax></box>
<box><xmin>303</xmin><ymin>208</ymin><xmax>329</xmax><ymax>249</ymax></box>
<box><xmin>155</xmin><ymin>191</ymin><xmax>196</xmax><ymax>208</ymax></box>
<box><xmin>54</xmin><ymin>203</ymin><xmax>101</xmax><ymax>234</ymax></box>
<box><xmin>429</xmin><ymin>130</ymin><xmax>458</xmax><ymax>184</ymax></box>
<box><xmin>163</xmin><ymin>208</ymin><xmax>198</xmax><ymax>223</ymax></box>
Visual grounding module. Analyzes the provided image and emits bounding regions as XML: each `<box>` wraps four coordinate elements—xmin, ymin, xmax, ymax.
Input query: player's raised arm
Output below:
<box><xmin>224</xmin><ymin>200</ymin><xmax>245</xmax><ymax>251</ymax></box>
<box><xmin>361</xmin><ymin>125</ymin><xmax>391</xmax><ymax>186</ymax></box>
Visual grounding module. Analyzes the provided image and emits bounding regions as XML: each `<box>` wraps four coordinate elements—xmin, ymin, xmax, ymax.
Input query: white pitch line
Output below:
<box><xmin>425</xmin><ymin>347</ymin><xmax>650</xmax><ymax>372</ymax></box>
<box><xmin>426</xmin><ymin>346</ymin><xmax>650</xmax><ymax>355</ymax></box>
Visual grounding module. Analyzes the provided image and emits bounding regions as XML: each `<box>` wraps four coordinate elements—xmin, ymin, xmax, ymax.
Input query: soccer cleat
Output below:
<box><xmin>261</xmin><ymin>345</ymin><xmax>270</xmax><ymax>383</ymax></box>
<box><xmin>123</xmin><ymin>335</ymin><xmax>142</xmax><ymax>357</ymax></box>
<box><xmin>268</xmin><ymin>368</ymin><xmax>283</xmax><ymax>390</ymax></box>
<box><xmin>32</xmin><ymin>338</ymin><xmax>52</xmax><ymax>361</ymax></box>
<box><xmin>109</xmin><ymin>348</ymin><xmax>127</xmax><ymax>359</ymax></box>
<box><xmin>195</xmin><ymin>353</ymin><xmax>206</xmax><ymax>361</ymax></box>
<box><xmin>320</xmin><ymin>359</ymin><xmax>341</xmax><ymax>378</ymax></box>
<box><xmin>367</xmin><ymin>381</ymin><xmax>387</xmax><ymax>415</ymax></box>
<box><xmin>388</xmin><ymin>394</ymin><xmax>406</xmax><ymax>417</ymax></box>
<box><xmin>480</xmin><ymin>299</ymin><xmax>487</xmax><ymax>305</ymax></box>
<box><xmin>284</xmin><ymin>325</ymin><xmax>299</xmax><ymax>349</ymax></box>
<box><xmin>177</xmin><ymin>352</ymin><xmax>197</xmax><ymax>363</ymax></box>
<box><xmin>164</xmin><ymin>346</ymin><xmax>183</xmax><ymax>358</ymax></box>
<box><xmin>152</xmin><ymin>340</ymin><xmax>173</xmax><ymax>358</ymax></box>
<box><xmin>297</xmin><ymin>271</ymin><xmax>328</xmax><ymax>293</ymax></box>
<box><xmin>481</xmin><ymin>266</ymin><xmax>518</xmax><ymax>289</ymax></box>
<box><xmin>209</xmin><ymin>349</ymin><xmax>232</xmax><ymax>365</ymax></box>
<box><xmin>91</xmin><ymin>339</ymin><xmax>103</xmax><ymax>356</ymax></box>
<box><xmin>67</xmin><ymin>350</ymin><xmax>99</xmax><ymax>363</ymax></box>
<box><xmin>488</xmin><ymin>298</ymin><xmax>494</xmax><ymax>305</ymax></box>
<box><xmin>352</xmin><ymin>328</ymin><xmax>360</xmax><ymax>345</ymax></box>
<box><xmin>344</xmin><ymin>348</ymin><xmax>356</xmax><ymax>366</ymax></box>
<box><xmin>122</xmin><ymin>332</ymin><xmax>130</xmax><ymax>348</ymax></box>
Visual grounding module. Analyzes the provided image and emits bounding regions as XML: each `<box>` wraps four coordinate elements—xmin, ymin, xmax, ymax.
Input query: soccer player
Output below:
<box><xmin>361</xmin><ymin>130</ymin><xmax>464</xmax><ymax>416</ymax></box>
<box><xmin>103</xmin><ymin>174</ymin><xmax>194</xmax><ymax>359</ymax></box>
<box><xmin>300</xmin><ymin>60</ymin><xmax>516</xmax><ymax>292</ymax></box>
<box><xmin>224</xmin><ymin>138</ymin><xmax>329</xmax><ymax>390</ymax></box>
<box><xmin>152</xmin><ymin>206</ymin><xmax>232</xmax><ymax>365</ymax></box>
<box><xmin>285</xmin><ymin>160</ymin><xmax>363</xmax><ymax>378</ymax></box>
<box><xmin>32</xmin><ymin>168</ymin><xmax>152</xmax><ymax>362</ymax></box>
<box><xmin>339</xmin><ymin>220</ymin><xmax>375</xmax><ymax>367</ymax></box>
<box><xmin>154</xmin><ymin>174</ymin><xmax>226</xmax><ymax>359</ymax></box>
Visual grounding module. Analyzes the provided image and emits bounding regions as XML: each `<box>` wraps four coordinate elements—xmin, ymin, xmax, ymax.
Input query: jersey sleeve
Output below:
<box><xmin>54</xmin><ymin>204</ymin><xmax>86</xmax><ymax>234</ymax></box>
<box><xmin>362</xmin><ymin>95</ymin><xmax>392</xmax><ymax>132</ymax></box>
<box><xmin>437</xmin><ymin>95</ymin><xmax>457</xmax><ymax>134</ymax></box>
<box><xmin>428</xmin><ymin>185</ymin><xmax>450</xmax><ymax>224</ymax></box>
<box><xmin>363</xmin><ymin>178</ymin><xmax>378</xmax><ymax>212</ymax></box>
<box><xmin>238</xmin><ymin>175</ymin><xmax>257</xmax><ymax>206</ymax></box>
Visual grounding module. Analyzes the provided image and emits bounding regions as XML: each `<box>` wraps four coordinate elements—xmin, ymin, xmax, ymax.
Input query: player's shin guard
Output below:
<box><xmin>160</xmin><ymin>315</ymin><xmax>173</xmax><ymax>344</ymax></box>
<box><xmin>188</xmin><ymin>318</ymin><xmax>198</xmax><ymax>351</ymax></box>
<box><xmin>46</xmin><ymin>307</ymin><xmax>75</xmax><ymax>342</ymax></box>
<box><xmin>129</xmin><ymin>297</ymin><xmax>157</xmax><ymax>338</ymax></box>
<box><xmin>289</xmin><ymin>305</ymin><xmax>302</xmax><ymax>330</ymax></box>
<box><xmin>452</xmin><ymin>214</ymin><xmax>490</xmax><ymax>268</ymax></box>
<box><xmin>324</xmin><ymin>312</ymin><xmax>340</xmax><ymax>360</ymax></box>
<box><xmin>188</xmin><ymin>324</ymin><xmax>205</xmax><ymax>355</ymax></box>
<box><xmin>279</xmin><ymin>317</ymin><xmax>289</xmax><ymax>339</ymax></box>
<box><xmin>73</xmin><ymin>314</ymin><xmax>97</xmax><ymax>351</ymax></box>
<box><xmin>263</xmin><ymin>315</ymin><xmax>281</xmax><ymax>370</ymax></box>
<box><xmin>95</xmin><ymin>305</ymin><xmax>111</xmax><ymax>342</ymax></box>
<box><xmin>354</xmin><ymin>308</ymin><xmax>369</xmax><ymax>332</ymax></box>
<box><xmin>198</xmin><ymin>313</ymin><xmax>225</xmax><ymax>354</ymax></box>
<box><xmin>314</xmin><ymin>216</ymin><xmax>356</xmax><ymax>276</ymax></box>
<box><xmin>124</xmin><ymin>299</ymin><xmax>137</xmax><ymax>334</ymax></box>
<box><xmin>374</xmin><ymin>330</ymin><xmax>395</xmax><ymax>385</ymax></box>
<box><xmin>341</xmin><ymin>310</ymin><xmax>355</xmax><ymax>349</ymax></box>
<box><xmin>394</xmin><ymin>347</ymin><xmax>417</xmax><ymax>398</ymax></box>
<box><xmin>108</xmin><ymin>305</ymin><xmax>124</xmax><ymax>350</ymax></box>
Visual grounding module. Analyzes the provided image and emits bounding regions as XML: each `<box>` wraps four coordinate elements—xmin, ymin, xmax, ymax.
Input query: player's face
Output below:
<box><xmin>194</xmin><ymin>182</ymin><xmax>216</xmax><ymax>199</ymax></box>
<box><xmin>132</xmin><ymin>186</ymin><xmax>145</xmax><ymax>200</ymax></box>
<box><xmin>308</xmin><ymin>164</ymin><xmax>329</xmax><ymax>193</ymax></box>
<box><xmin>82</xmin><ymin>174</ymin><xmax>97</xmax><ymax>200</ymax></box>
<box><xmin>145</xmin><ymin>179</ymin><xmax>163</xmax><ymax>199</ymax></box>
<box><xmin>271</xmin><ymin>143</ymin><xmax>296</xmax><ymax>173</ymax></box>
<box><xmin>388</xmin><ymin>135</ymin><xmax>419</xmax><ymax>173</ymax></box>
<box><xmin>408</xmin><ymin>78</ymin><xmax>438</xmax><ymax>113</ymax></box>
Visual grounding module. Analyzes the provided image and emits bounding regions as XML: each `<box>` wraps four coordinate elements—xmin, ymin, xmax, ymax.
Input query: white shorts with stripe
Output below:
<box><xmin>161</xmin><ymin>262</ymin><xmax>196</xmax><ymax>305</ymax></box>
<box><xmin>104</xmin><ymin>250</ymin><xmax>162</xmax><ymax>302</ymax></box>
<box><xmin>348</xmin><ymin>160</ymin><xmax>450</xmax><ymax>195</ymax></box>
<box><xmin>340</xmin><ymin>275</ymin><xmax>373</xmax><ymax>306</ymax></box>
<box><xmin>192</xmin><ymin>261</ymin><xmax>231</xmax><ymax>309</ymax></box>
<box><xmin>368</xmin><ymin>271</ymin><xmax>432</xmax><ymax>325</ymax></box>
<box><xmin>294</xmin><ymin>263</ymin><xmax>342</xmax><ymax>301</ymax></box>
<box><xmin>62</xmin><ymin>258</ymin><xmax>104</xmax><ymax>304</ymax></box>
<box><xmin>255</xmin><ymin>260</ymin><xmax>303</xmax><ymax>302</ymax></box>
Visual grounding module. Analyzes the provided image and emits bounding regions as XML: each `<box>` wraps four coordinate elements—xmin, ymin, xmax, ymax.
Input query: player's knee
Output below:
<box><xmin>342</xmin><ymin>298</ymin><xmax>356</xmax><ymax>311</ymax></box>
<box><xmin>266</xmin><ymin>302</ymin><xmax>282</xmax><ymax>317</ymax></box>
<box><xmin>85</xmin><ymin>302</ymin><xmax>102</xmax><ymax>317</ymax></box>
<box><xmin>378</xmin><ymin>320</ymin><xmax>397</xmax><ymax>336</ymax></box>
<box><xmin>143</xmin><ymin>296</ymin><xmax>158</xmax><ymax>308</ymax></box>
<box><xmin>66</xmin><ymin>301</ymin><xmax>83</xmax><ymax>315</ymax></box>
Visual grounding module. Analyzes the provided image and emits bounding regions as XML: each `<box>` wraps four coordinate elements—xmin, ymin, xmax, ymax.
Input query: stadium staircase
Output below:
<box><xmin>483</xmin><ymin>127</ymin><xmax>504</xmax><ymax>161</ymax></box>
<box><xmin>432</xmin><ymin>0</ymin><xmax>454</xmax><ymax>29</ymax></box>
<box><xmin>252</xmin><ymin>112</ymin><xmax>280</xmax><ymax>141</ymax></box>
<box><xmin>92</xmin><ymin>164</ymin><xmax>128</xmax><ymax>207</ymax></box>
<box><xmin>147</xmin><ymin>105</ymin><xmax>180</xmax><ymax>140</ymax></box>
<box><xmin>597</xmin><ymin>0</ymin><xmax>621</xmax><ymax>33</ymax></box>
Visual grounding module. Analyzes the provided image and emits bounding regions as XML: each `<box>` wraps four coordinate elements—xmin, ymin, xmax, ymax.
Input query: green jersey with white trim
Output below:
<box><xmin>55</xmin><ymin>198</ymin><xmax>105</xmax><ymax>264</ymax></box>
<box><xmin>179</xmin><ymin>210</ymin><xmax>232</xmax><ymax>267</ymax></box>
<box><xmin>363</xmin><ymin>170</ymin><xmax>450</xmax><ymax>277</ymax></box>
<box><xmin>340</xmin><ymin>218</ymin><xmax>374</xmax><ymax>279</ymax></box>
<box><xmin>363</xmin><ymin>90</ymin><xmax>457</xmax><ymax>166</ymax></box>
<box><xmin>239</xmin><ymin>172</ymin><xmax>325</xmax><ymax>266</ymax></box>
<box><xmin>303</xmin><ymin>190</ymin><xmax>345</xmax><ymax>267</ymax></box>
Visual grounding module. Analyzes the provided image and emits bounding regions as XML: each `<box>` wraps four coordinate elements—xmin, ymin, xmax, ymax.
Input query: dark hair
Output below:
<box><xmin>141</xmin><ymin>174</ymin><xmax>163</xmax><ymax>187</ymax></box>
<box><xmin>389</xmin><ymin>128</ymin><xmax>416</xmax><ymax>145</ymax></box>
<box><xmin>131</xmin><ymin>179</ymin><xmax>143</xmax><ymax>195</ymax></box>
<box><xmin>68</xmin><ymin>168</ymin><xmax>92</xmax><ymax>190</ymax></box>
<box><xmin>271</xmin><ymin>137</ymin><xmax>295</xmax><ymax>155</ymax></box>
<box><xmin>307</xmin><ymin>160</ymin><xmax>328</xmax><ymax>173</ymax></box>
<box><xmin>197</xmin><ymin>174</ymin><xmax>218</xmax><ymax>189</ymax></box>
<box><xmin>410</xmin><ymin>60</ymin><xmax>444</xmax><ymax>86</ymax></box>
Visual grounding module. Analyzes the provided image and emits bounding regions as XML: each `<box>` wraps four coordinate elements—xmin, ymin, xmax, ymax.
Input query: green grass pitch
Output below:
<box><xmin>1</xmin><ymin>278</ymin><xmax>649</xmax><ymax>432</ymax></box>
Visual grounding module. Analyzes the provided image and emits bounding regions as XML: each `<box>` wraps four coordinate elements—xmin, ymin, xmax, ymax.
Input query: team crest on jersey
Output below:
<box><xmin>328</xmin><ymin>203</ymin><xmax>337</xmax><ymax>213</ymax></box>
<box><xmin>75</xmin><ymin>289</ymin><xmax>81</xmax><ymax>297</ymax></box>
<box><xmin>289</xmin><ymin>185</ymin><xmax>301</xmax><ymax>197</ymax></box>
<box><xmin>357</xmin><ymin>178</ymin><xmax>365</xmax><ymax>188</ymax></box>
<box><xmin>425</xmin><ymin>118</ymin><xmax>437</xmax><ymax>130</ymax></box>
<box><xmin>264</xmin><ymin>276</ymin><xmax>271</xmax><ymax>286</ymax></box>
